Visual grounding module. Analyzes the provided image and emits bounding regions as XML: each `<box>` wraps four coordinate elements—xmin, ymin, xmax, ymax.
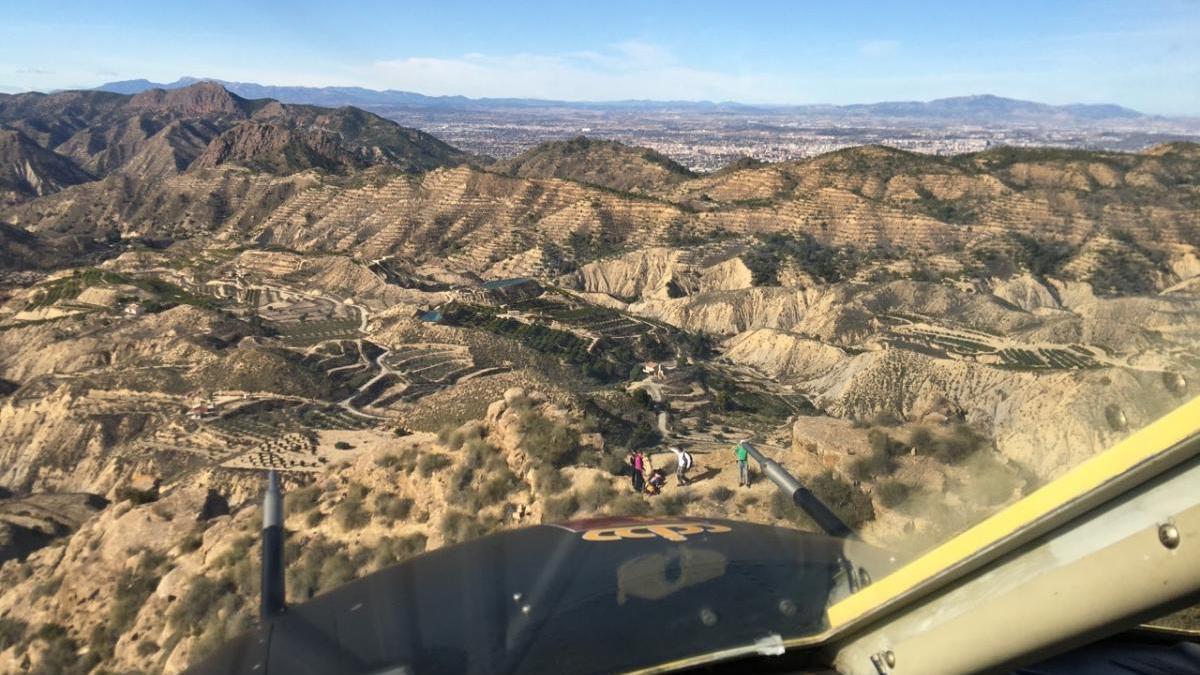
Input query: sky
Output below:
<box><xmin>1</xmin><ymin>0</ymin><xmax>1197</xmax><ymax>114</ymax></box>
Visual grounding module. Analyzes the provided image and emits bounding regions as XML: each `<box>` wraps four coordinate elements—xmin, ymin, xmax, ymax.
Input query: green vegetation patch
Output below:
<box><xmin>742</xmin><ymin>232</ymin><xmax>870</xmax><ymax>285</ymax></box>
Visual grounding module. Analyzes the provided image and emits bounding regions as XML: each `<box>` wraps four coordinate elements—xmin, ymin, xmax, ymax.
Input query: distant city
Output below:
<box><xmin>96</xmin><ymin>78</ymin><xmax>1200</xmax><ymax>171</ymax></box>
<box><xmin>381</xmin><ymin>107</ymin><xmax>1199</xmax><ymax>171</ymax></box>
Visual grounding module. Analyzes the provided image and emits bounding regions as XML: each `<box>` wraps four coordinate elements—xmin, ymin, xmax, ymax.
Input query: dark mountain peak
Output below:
<box><xmin>128</xmin><ymin>81</ymin><xmax>251</xmax><ymax>118</ymax></box>
<box><xmin>499</xmin><ymin>135</ymin><xmax>695</xmax><ymax>193</ymax></box>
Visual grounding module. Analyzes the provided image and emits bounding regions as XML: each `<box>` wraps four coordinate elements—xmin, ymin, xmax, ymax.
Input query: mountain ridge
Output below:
<box><xmin>92</xmin><ymin>77</ymin><xmax>1160</xmax><ymax>121</ymax></box>
<box><xmin>0</xmin><ymin>82</ymin><xmax>475</xmax><ymax>200</ymax></box>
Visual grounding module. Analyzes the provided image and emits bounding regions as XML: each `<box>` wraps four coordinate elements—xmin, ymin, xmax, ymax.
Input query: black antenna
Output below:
<box><xmin>261</xmin><ymin>470</ymin><xmax>286</xmax><ymax>620</ymax></box>
<box><xmin>739</xmin><ymin>441</ymin><xmax>856</xmax><ymax>539</ymax></box>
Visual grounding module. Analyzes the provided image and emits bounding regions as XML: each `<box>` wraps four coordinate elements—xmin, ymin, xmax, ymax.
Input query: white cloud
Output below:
<box><xmin>859</xmin><ymin>40</ymin><xmax>900</xmax><ymax>57</ymax></box>
<box><xmin>369</xmin><ymin>42</ymin><xmax>782</xmax><ymax>102</ymax></box>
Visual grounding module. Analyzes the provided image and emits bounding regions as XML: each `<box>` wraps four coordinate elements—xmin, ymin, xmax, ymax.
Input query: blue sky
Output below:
<box><xmin>1</xmin><ymin>1</ymin><xmax>1197</xmax><ymax>113</ymax></box>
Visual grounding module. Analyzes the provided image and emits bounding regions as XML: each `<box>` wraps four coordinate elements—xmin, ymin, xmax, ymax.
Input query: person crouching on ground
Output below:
<box><xmin>646</xmin><ymin>469</ymin><xmax>666</xmax><ymax>496</ymax></box>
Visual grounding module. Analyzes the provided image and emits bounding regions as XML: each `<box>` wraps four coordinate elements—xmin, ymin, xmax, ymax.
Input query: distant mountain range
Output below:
<box><xmin>95</xmin><ymin>77</ymin><xmax>1152</xmax><ymax>122</ymax></box>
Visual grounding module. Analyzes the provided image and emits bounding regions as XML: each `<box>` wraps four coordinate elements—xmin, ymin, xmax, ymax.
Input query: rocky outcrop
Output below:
<box><xmin>576</xmin><ymin>248</ymin><xmax>694</xmax><ymax>300</ymax></box>
<box><xmin>0</xmin><ymin>129</ymin><xmax>94</xmax><ymax>201</ymax></box>
<box><xmin>793</xmin><ymin>347</ymin><xmax>1189</xmax><ymax>477</ymax></box>
<box><xmin>723</xmin><ymin>328</ymin><xmax>850</xmax><ymax>381</ymax></box>
<box><xmin>698</xmin><ymin>256</ymin><xmax>753</xmax><ymax>292</ymax></box>
<box><xmin>989</xmin><ymin>274</ymin><xmax>1061</xmax><ymax>312</ymax></box>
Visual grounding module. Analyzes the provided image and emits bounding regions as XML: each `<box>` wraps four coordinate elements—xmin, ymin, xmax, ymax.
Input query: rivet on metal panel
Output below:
<box><xmin>1158</xmin><ymin>523</ymin><xmax>1181</xmax><ymax>549</ymax></box>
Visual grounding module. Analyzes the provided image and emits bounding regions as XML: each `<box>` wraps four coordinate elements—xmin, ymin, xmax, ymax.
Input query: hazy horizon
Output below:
<box><xmin>2</xmin><ymin>0</ymin><xmax>1198</xmax><ymax>115</ymax></box>
<box><xmin>8</xmin><ymin>75</ymin><xmax>1183</xmax><ymax>118</ymax></box>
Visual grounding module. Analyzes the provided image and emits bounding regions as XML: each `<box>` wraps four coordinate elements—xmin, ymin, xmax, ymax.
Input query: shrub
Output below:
<box><xmin>440</xmin><ymin>510</ymin><xmax>497</xmax><ymax>545</ymax></box>
<box><xmin>168</xmin><ymin>576</ymin><xmax>228</xmax><ymax>632</ymax></box>
<box><xmin>577</xmin><ymin>476</ymin><xmax>617</xmax><ymax>513</ymax></box>
<box><xmin>372</xmin><ymin>493</ymin><xmax>414</xmax><ymax>521</ymax></box>
<box><xmin>318</xmin><ymin>551</ymin><xmax>357</xmax><ymax>589</ymax></box>
<box><xmin>334</xmin><ymin>441</ymin><xmax>354</xmax><ymax>450</ymax></box>
<box><xmin>600</xmin><ymin>451</ymin><xmax>629</xmax><ymax>476</ymax></box>
<box><xmin>376</xmin><ymin>448</ymin><xmax>419</xmax><ymax>474</ymax></box>
<box><xmin>849</xmin><ymin>430</ymin><xmax>904</xmax><ymax>481</ymax></box>
<box><xmin>32</xmin><ymin>575</ymin><xmax>63</xmax><ymax>600</ymax></box>
<box><xmin>417</xmin><ymin>453</ymin><xmax>452</xmax><ymax>477</ymax></box>
<box><xmin>909</xmin><ymin>426</ymin><xmax>934</xmax><ymax>453</ymax></box>
<box><xmin>115</xmin><ymin>485</ymin><xmax>158</xmax><ymax>505</ymax></box>
<box><xmin>810</xmin><ymin>471</ymin><xmax>875</xmax><ymax>529</ymax></box>
<box><xmin>87</xmin><ymin>623</ymin><xmax>117</xmax><ymax>662</ymax></box>
<box><xmin>0</xmin><ymin>617</ymin><xmax>26</xmax><ymax>651</ymax></box>
<box><xmin>347</xmin><ymin>482</ymin><xmax>369</xmax><ymax>501</ymax></box>
<box><xmin>710</xmin><ymin>486</ymin><xmax>735</xmax><ymax>503</ymax></box>
<box><xmin>480</xmin><ymin>469</ymin><xmax>521</xmax><ymax>505</ymax></box>
<box><xmin>334</xmin><ymin>495</ymin><xmax>369</xmax><ymax>531</ymax></box>
<box><xmin>369</xmin><ymin>533</ymin><xmax>428</xmax><ymax>570</ymax></box>
<box><xmin>871</xmin><ymin>411</ymin><xmax>902</xmax><ymax>427</ymax></box>
<box><xmin>285</xmin><ymin>484</ymin><xmax>322</xmax><ymax>513</ymax></box>
<box><xmin>628</xmin><ymin>422</ymin><xmax>661</xmax><ymax>450</ymax></box>
<box><xmin>440</xmin><ymin>420</ymin><xmax>485</xmax><ymax>450</ymax></box>
<box><xmin>211</xmin><ymin>535</ymin><xmax>254</xmax><ymax>569</ymax></box>
<box><xmin>286</xmin><ymin>536</ymin><xmax>338</xmax><ymax>601</ymax></box>
<box><xmin>137</xmin><ymin>639</ymin><xmax>160</xmax><ymax>656</ymax></box>
<box><xmin>875</xmin><ymin>480</ymin><xmax>911</xmax><ymax>509</ymax></box>
<box><xmin>652</xmin><ymin>492</ymin><xmax>692</xmax><ymax>517</ymax></box>
<box><xmin>30</xmin><ymin>622</ymin><xmax>79</xmax><ymax>673</ymax></box>
<box><xmin>306</xmin><ymin>510</ymin><xmax>325</xmax><ymax>527</ymax></box>
<box><xmin>449</xmin><ymin>465</ymin><xmax>475</xmax><ymax>491</ymax></box>
<box><xmin>111</xmin><ymin>551</ymin><xmax>167</xmax><ymax>634</ymax></box>
<box><xmin>534</xmin><ymin>467</ymin><xmax>571</xmax><ymax>495</ymax></box>
<box><xmin>541</xmin><ymin>493</ymin><xmax>579</xmax><ymax>523</ymax></box>
<box><xmin>770</xmin><ymin>491</ymin><xmax>806</xmax><ymax>526</ymax></box>
<box><xmin>520</xmin><ymin>414</ymin><xmax>581</xmax><ymax>468</ymax></box>
<box><xmin>179</xmin><ymin>526</ymin><xmax>204</xmax><ymax>553</ymax></box>
<box><xmin>909</xmin><ymin>423</ymin><xmax>988</xmax><ymax>464</ymax></box>
<box><xmin>608</xmin><ymin>493</ymin><xmax>650</xmax><ymax>516</ymax></box>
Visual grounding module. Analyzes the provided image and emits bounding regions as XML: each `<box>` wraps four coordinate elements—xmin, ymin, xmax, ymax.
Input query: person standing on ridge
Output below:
<box><xmin>734</xmin><ymin>441</ymin><xmax>750</xmax><ymax>487</ymax></box>
<box><xmin>631</xmin><ymin>450</ymin><xmax>646</xmax><ymax>493</ymax></box>
<box><xmin>669</xmin><ymin>446</ymin><xmax>693</xmax><ymax>486</ymax></box>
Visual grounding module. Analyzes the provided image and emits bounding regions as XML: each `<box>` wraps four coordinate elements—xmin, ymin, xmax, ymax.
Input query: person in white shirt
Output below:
<box><xmin>669</xmin><ymin>446</ymin><xmax>694</xmax><ymax>486</ymax></box>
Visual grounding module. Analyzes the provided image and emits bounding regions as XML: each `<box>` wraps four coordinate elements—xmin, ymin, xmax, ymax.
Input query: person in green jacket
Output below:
<box><xmin>734</xmin><ymin>441</ymin><xmax>750</xmax><ymax>487</ymax></box>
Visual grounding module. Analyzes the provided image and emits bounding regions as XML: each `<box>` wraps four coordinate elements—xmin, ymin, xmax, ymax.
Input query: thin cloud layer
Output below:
<box><xmin>371</xmin><ymin>43</ymin><xmax>781</xmax><ymax>102</ymax></box>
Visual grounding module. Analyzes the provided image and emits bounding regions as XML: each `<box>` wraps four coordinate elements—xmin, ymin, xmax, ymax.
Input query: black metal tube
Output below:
<box><xmin>261</xmin><ymin>470</ymin><xmax>286</xmax><ymax>620</ymax></box>
<box><xmin>740</xmin><ymin>441</ymin><xmax>856</xmax><ymax>539</ymax></box>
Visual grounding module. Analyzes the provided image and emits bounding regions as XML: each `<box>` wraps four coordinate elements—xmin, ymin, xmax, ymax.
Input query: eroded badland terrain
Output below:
<box><xmin>0</xmin><ymin>83</ymin><xmax>1197</xmax><ymax>673</ymax></box>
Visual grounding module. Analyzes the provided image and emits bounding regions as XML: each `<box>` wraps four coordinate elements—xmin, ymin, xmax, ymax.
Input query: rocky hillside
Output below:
<box><xmin>0</xmin><ymin>130</ymin><xmax>94</xmax><ymax>203</ymax></box>
<box><xmin>498</xmin><ymin>135</ymin><xmax>696</xmax><ymax>193</ymax></box>
<box><xmin>5</xmin><ymin>138</ymin><xmax>1194</xmax><ymax>299</ymax></box>
<box><xmin>0</xmin><ymin>380</ymin><xmax>1047</xmax><ymax>673</ymax></box>
<box><xmin>0</xmin><ymin>82</ymin><xmax>473</xmax><ymax>200</ymax></box>
<box><xmin>0</xmin><ymin>94</ymin><xmax>1197</xmax><ymax>673</ymax></box>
